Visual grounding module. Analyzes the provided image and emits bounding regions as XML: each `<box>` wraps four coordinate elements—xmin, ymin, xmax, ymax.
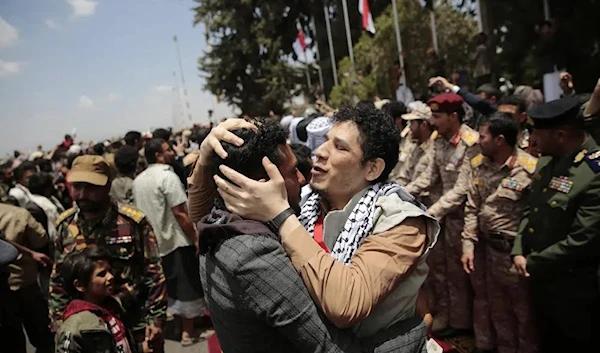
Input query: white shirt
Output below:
<box><xmin>9</xmin><ymin>184</ymin><xmax>33</xmax><ymax>207</ymax></box>
<box><xmin>30</xmin><ymin>194</ymin><xmax>60</xmax><ymax>240</ymax></box>
<box><xmin>396</xmin><ymin>84</ymin><xmax>415</xmax><ymax>106</ymax></box>
<box><xmin>132</xmin><ymin>164</ymin><xmax>191</xmax><ymax>256</ymax></box>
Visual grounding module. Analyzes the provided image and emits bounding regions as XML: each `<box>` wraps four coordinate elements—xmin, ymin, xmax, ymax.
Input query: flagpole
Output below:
<box><xmin>391</xmin><ymin>0</ymin><xmax>406</xmax><ymax>85</ymax></box>
<box><xmin>429</xmin><ymin>10</ymin><xmax>439</xmax><ymax>53</ymax></box>
<box><xmin>323</xmin><ymin>5</ymin><xmax>339</xmax><ymax>86</ymax></box>
<box><xmin>341</xmin><ymin>0</ymin><xmax>356</xmax><ymax>73</ymax></box>
<box><xmin>311</xmin><ymin>18</ymin><xmax>326</xmax><ymax>101</ymax></box>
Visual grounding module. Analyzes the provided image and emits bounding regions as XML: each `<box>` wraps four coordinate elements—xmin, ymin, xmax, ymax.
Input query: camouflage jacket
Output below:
<box><xmin>49</xmin><ymin>203</ymin><xmax>166</xmax><ymax>332</ymax></box>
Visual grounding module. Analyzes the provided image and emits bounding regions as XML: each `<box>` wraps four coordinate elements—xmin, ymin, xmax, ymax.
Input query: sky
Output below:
<box><xmin>0</xmin><ymin>0</ymin><xmax>237</xmax><ymax>156</ymax></box>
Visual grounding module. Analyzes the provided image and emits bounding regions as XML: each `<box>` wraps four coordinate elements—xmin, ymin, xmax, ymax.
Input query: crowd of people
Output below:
<box><xmin>0</xmin><ymin>69</ymin><xmax>599</xmax><ymax>353</ymax></box>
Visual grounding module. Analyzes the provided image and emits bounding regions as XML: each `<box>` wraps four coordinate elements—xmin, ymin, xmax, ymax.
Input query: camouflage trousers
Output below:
<box><xmin>486</xmin><ymin>244</ymin><xmax>539</xmax><ymax>353</ymax></box>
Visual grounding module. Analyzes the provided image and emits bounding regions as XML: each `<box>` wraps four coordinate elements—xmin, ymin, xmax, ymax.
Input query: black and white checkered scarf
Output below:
<box><xmin>298</xmin><ymin>182</ymin><xmax>404</xmax><ymax>265</ymax></box>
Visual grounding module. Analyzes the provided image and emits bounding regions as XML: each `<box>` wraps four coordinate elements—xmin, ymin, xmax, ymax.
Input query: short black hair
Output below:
<box><xmin>332</xmin><ymin>105</ymin><xmax>400</xmax><ymax>183</ymax></box>
<box><xmin>92</xmin><ymin>143</ymin><xmax>106</xmax><ymax>156</ymax></box>
<box><xmin>211</xmin><ymin>118</ymin><xmax>288</xmax><ymax>182</ymax></box>
<box><xmin>61</xmin><ymin>247</ymin><xmax>111</xmax><ymax>299</ymax></box>
<box><xmin>35</xmin><ymin>158</ymin><xmax>53</xmax><ymax>173</ymax></box>
<box><xmin>498</xmin><ymin>95</ymin><xmax>527</xmax><ymax>114</ymax></box>
<box><xmin>291</xmin><ymin>144</ymin><xmax>312</xmax><ymax>183</ymax></box>
<box><xmin>14</xmin><ymin>161</ymin><xmax>37</xmax><ymax>182</ymax></box>
<box><xmin>115</xmin><ymin>146</ymin><xmax>139</xmax><ymax>175</ymax></box>
<box><xmin>476</xmin><ymin>84</ymin><xmax>501</xmax><ymax>100</ymax></box>
<box><xmin>124</xmin><ymin>131</ymin><xmax>142</xmax><ymax>146</ymax></box>
<box><xmin>65</xmin><ymin>134</ymin><xmax>72</xmax><ymax>141</ymax></box>
<box><xmin>385</xmin><ymin>101</ymin><xmax>407</xmax><ymax>119</ymax></box>
<box><xmin>1</xmin><ymin>161</ymin><xmax>13</xmax><ymax>172</ymax></box>
<box><xmin>153</xmin><ymin>128</ymin><xmax>171</xmax><ymax>141</ymax></box>
<box><xmin>356</xmin><ymin>100</ymin><xmax>375</xmax><ymax>110</ymax></box>
<box><xmin>145</xmin><ymin>138</ymin><xmax>166</xmax><ymax>164</ymax></box>
<box><xmin>482</xmin><ymin>112</ymin><xmax>519</xmax><ymax>147</ymax></box>
<box><xmin>28</xmin><ymin>173</ymin><xmax>53</xmax><ymax>195</ymax></box>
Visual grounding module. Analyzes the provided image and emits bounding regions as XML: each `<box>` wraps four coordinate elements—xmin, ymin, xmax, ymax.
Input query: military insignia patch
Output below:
<box><xmin>549</xmin><ymin>176</ymin><xmax>573</xmax><ymax>194</ymax></box>
<box><xmin>460</xmin><ymin>128</ymin><xmax>479</xmax><ymax>147</ymax></box>
<box><xmin>574</xmin><ymin>149</ymin><xmax>588</xmax><ymax>164</ymax></box>
<box><xmin>471</xmin><ymin>154</ymin><xmax>484</xmax><ymax>168</ymax></box>
<box><xmin>585</xmin><ymin>150</ymin><xmax>600</xmax><ymax>173</ymax></box>
<box><xmin>430</xmin><ymin>103</ymin><xmax>439</xmax><ymax>111</ymax></box>
<box><xmin>56</xmin><ymin>207</ymin><xmax>77</xmax><ymax>226</ymax></box>
<box><xmin>117</xmin><ymin>203</ymin><xmax>145</xmax><ymax>223</ymax></box>
<box><xmin>517</xmin><ymin>155</ymin><xmax>538</xmax><ymax>174</ymax></box>
<box><xmin>501</xmin><ymin>178</ymin><xmax>525</xmax><ymax>191</ymax></box>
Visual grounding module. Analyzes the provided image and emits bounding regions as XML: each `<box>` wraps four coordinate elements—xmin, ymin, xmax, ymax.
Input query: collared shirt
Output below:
<box><xmin>0</xmin><ymin>203</ymin><xmax>47</xmax><ymax>290</ymax></box>
<box><xmin>133</xmin><ymin>164</ymin><xmax>191</xmax><ymax>256</ymax></box>
<box><xmin>462</xmin><ymin>149</ymin><xmax>536</xmax><ymax>253</ymax></box>
<box><xmin>396</xmin><ymin>84</ymin><xmax>415</xmax><ymax>106</ymax></box>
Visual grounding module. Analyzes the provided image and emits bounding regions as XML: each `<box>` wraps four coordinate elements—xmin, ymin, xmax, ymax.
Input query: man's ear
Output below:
<box><xmin>365</xmin><ymin>158</ymin><xmax>386</xmax><ymax>182</ymax></box>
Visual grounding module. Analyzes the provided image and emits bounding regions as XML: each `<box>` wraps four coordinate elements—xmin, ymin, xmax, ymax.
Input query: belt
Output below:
<box><xmin>485</xmin><ymin>230</ymin><xmax>515</xmax><ymax>252</ymax></box>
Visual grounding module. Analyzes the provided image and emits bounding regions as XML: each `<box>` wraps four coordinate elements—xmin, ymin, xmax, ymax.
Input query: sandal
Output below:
<box><xmin>180</xmin><ymin>337</ymin><xmax>198</xmax><ymax>347</ymax></box>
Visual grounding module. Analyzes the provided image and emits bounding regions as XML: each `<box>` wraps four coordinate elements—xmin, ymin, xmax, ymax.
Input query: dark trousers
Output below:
<box><xmin>531</xmin><ymin>272</ymin><xmax>600</xmax><ymax>353</ymax></box>
<box><xmin>5</xmin><ymin>283</ymin><xmax>54</xmax><ymax>353</ymax></box>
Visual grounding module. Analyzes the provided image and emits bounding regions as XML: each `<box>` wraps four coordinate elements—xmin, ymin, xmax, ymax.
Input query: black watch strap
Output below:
<box><xmin>266</xmin><ymin>208</ymin><xmax>295</xmax><ymax>233</ymax></box>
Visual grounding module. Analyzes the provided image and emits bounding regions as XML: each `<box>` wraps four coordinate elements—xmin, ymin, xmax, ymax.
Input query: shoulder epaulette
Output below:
<box><xmin>117</xmin><ymin>203</ymin><xmax>145</xmax><ymax>223</ymax></box>
<box><xmin>460</xmin><ymin>126</ymin><xmax>479</xmax><ymax>147</ymax></box>
<box><xmin>56</xmin><ymin>207</ymin><xmax>77</xmax><ymax>226</ymax></box>
<box><xmin>430</xmin><ymin>130</ymin><xmax>439</xmax><ymax>141</ymax></box>
<box><xmin>585</xmin><ymin>150</ymin><xmax>600</xmax><ymax>173</ymax></box>
<box><xmin>471</xmin><ymin>154</ymin><xmax>484</xmax><ymax>168</ymax></box>
<box><xmin>517</xmin><ymin>154</ymin><xmax>538</xmax><ymax>174</ymax></box>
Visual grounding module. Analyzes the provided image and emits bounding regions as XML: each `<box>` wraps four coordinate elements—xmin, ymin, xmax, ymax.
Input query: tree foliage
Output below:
<box><xmin>193</xmin><ymin>0</ymin><xmax>311</xmax><ymax>116</ymax></box>
<box><xmin>486</xmin><ymin>0</ymin><xmax>600</xmax><ymax>92</ymax></box>
<box><xmin>330</xmin><ymin>1</ymin><xmax>477</xmax><ymax>106</ymax></box>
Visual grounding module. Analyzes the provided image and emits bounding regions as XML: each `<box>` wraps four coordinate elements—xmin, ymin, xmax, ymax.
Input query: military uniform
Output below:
<box><xmin>406</xmin><ymin>94</ymin><xmax>485</xmax><ymax>338</ymax></box>
<box><xmin>512</xmin><ymin>97</ymin><xmax>600</xmax><ymax>353</ymax></box>
<box><xmin>48</xmin><ymin>156</ymin><xmax>166</xmax><ymax>342</ymax></box>
<box><xmin>463</xmin><ymin>150</ymin><xmax>539</xmax><ymax>353</ymax></box>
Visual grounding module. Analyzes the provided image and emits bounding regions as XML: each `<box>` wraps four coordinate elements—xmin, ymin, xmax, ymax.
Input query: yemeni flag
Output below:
<box><xmin>359</xmin><ymin>0</ymin><xmax>375</xmax><ymax>34</ymax></box>
<box><xmin>297</xmin><ymin>26</ymin><xmax>308</xmax><ymax>51</ymax></box>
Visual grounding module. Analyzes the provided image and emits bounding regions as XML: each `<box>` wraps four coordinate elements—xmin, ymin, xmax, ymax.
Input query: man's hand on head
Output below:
<box><xmin>198</xmin><ymin>118</ymin><xmax>257</xmax><ymax>166</ymax></box>
<box><xmin>429</xmin><ymin>76</ymin><xmax>453</xmax><ymax>91</ymax></box>
<box><xmin>214</xmin><ymin>157</ymin><xmax>290</xmax><ymax>222</ymax></box>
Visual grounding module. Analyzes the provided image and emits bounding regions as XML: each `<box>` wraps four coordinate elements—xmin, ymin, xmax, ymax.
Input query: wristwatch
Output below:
<box><xmin>266</xmin><ymin>208</ymin><xmax>295</xmax><ymax>233</ymax></box>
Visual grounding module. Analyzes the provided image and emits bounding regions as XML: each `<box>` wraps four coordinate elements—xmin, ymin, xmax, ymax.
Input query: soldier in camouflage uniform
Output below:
<box><xmin>49</xmin><ymin>155</ymin><xmax>166</xmax><ymax>352</ymax></box>
<box><xmin>405</xmin><ymin>94</ymin><xmax>488</xmax><ymax>344</ymax></box>
<box><xmin>512</xmin><ymin>97</ymin><xmax>600</xmax><ymax>353</ymax></box>
<box><xmin>394</xmin><ymin>101</ymin><xmax>441</xmax><ymax>208</ymax></box>
<box><xmin>0</xmin><ymin>161</ymin><xmax>14</xmax><ymax>203</ymax></box>
<box><xmin>461</xmin><ymin>113</ymin><xmax>539</xmax><ymax>353</ymax></box>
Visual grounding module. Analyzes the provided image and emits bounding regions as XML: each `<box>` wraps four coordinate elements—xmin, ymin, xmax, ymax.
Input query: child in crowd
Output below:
<box><xmin>55</xmin><ymin>247</ymin><xmax>149</xmax><ymax>353</ymax></box>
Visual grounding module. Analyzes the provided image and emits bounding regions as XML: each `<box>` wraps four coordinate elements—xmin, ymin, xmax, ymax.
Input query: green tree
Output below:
<box><xmin>193</xmin><ymin>0</ymin><xmax>311</xmax><ymax>116</ymax></box>
<box><xmin>330</xmin><ymin>0</ymin><xmax>477</xmax><ymax>106</ymax></box>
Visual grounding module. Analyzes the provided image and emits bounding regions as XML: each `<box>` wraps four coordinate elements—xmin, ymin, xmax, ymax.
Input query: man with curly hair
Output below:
<box><xmin>190</xmin><ymin>107</ymin><xmax>440</xmax><ymax>352</ymax></box>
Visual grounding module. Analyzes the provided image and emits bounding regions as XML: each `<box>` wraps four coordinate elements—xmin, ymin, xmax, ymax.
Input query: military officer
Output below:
<box><xmin>49</xmin><ymin>156</ymin><xmax>167</xmax><ymax>352</ymax></box>
<box><xmin>406</xmin><ymin>94</ymin><xmax>492</xmax><ymax>349</ymax></box>
<box><xmin>462</xmin><ymin>113</ymin><xmax>539</xmax><ymax>353</ymax></box>
<box><xmin>512</xmin><ymin>97</ymin><xmax>600</xmax><ymax>353</ymax></box>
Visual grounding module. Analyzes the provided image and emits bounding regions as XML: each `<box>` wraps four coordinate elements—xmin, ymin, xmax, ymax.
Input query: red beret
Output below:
<box><xmin>427</xmin><ymin>93</ymin><xmax>464</xmax><ymax>113</ymax></box>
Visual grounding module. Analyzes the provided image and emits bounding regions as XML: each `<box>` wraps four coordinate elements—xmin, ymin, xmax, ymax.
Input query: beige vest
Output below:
<box><xmin>322</xmin><ymin>187</ymin><xmax>440</xmax><ymax>337</ymax></box>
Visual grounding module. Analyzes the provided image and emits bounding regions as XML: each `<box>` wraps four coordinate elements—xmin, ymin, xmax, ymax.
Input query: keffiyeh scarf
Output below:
<box><xmin>298</xmin><ymin>182</ymin><xmax>407</xmax><ymax>265</ymax></box>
